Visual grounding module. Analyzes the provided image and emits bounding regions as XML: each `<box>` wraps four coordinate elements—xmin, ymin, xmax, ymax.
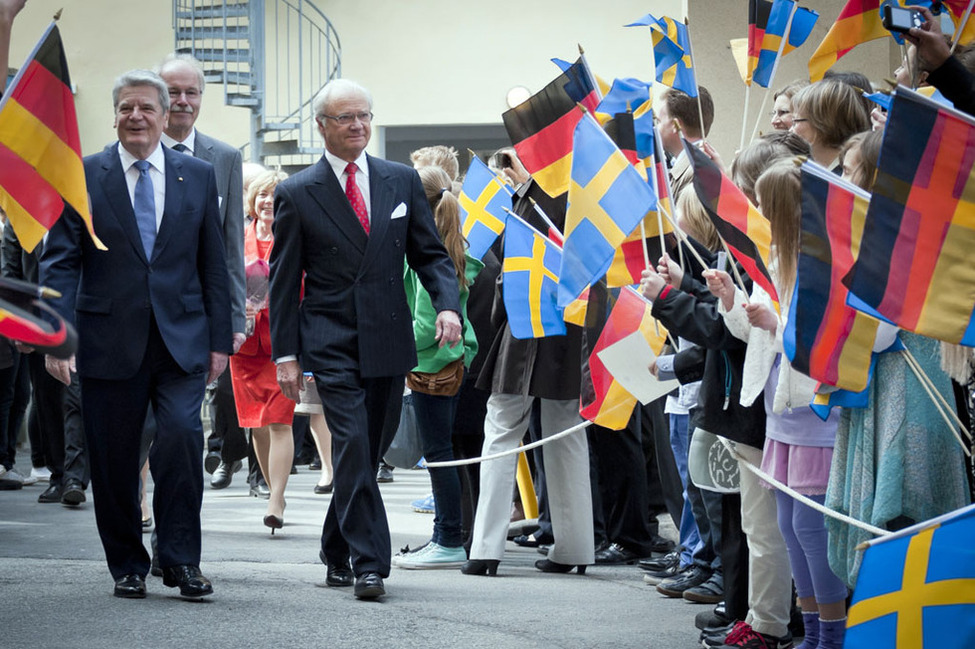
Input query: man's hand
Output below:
<box><xmin>276</xmin><ymin>359</ymin><xmax>302</xmax><ymax>402</ymax></box>
<box><xmin>232</xmin><ymin>332</ymin><xmax>246</xmax><ymax>354</ymax></box>
<box><xmin>703</xmin><ymin>269</ymin><xmax>736</xmax><ymax>312</ymax></box>
<box><xmin>639</xmin><ymin>268</ymin><xmax>667</xmax><ymax>300</ymax></box>
<box><xmin>45</xmin><ymin>354</ymin><xmax>75</xmax><ymax>386</ymax></box>
<box><xmin>500</xmin><ymin>149</ymin><xmax>531</xmax><ymax>186</ymax></box>
<box><xmin>745</xmin><ymin>303</ymin><xmax>778</xmax><ymax>333</ymax></box>
<box><xmin>435</xmin><ymin>310</ymin><xmax>462</xmax><ymax>348</ymax></box>
<box><xmin>906</xmin><ymin>6</ymin><xmax>951</xmax><ymax>70</ymax></box>
<box><xmin>657</xmin><ymin>253</ymin><xmax>683</xmax><ymax>289</ymax></box>
<box><xmin>207</xmin><ymin>352</ymin><xmax>229</xmax><ymax>384</ymax></box>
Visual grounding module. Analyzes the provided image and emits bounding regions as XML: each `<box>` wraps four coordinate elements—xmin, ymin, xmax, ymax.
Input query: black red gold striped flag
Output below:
<box><xmin>0</xmin><ymin>22</ymin><xmax>104</xmax><ymax>253</ymax></box>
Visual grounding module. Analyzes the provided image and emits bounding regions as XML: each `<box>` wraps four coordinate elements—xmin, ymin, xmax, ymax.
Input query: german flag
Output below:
<box><xmin>0</xmin><ymin>23</ymin><xmax>104</xmax><ymax>253</ymax></box>
<box><xmin>750</xmin><ymin>0</ymin><xmax>819</xmax><ymax>88</ymax></box>
<box><xmin>747</xmin><ymin>0</ymin><xmax>775</xmax><ymax>85</ymax></box>
<box><xmin>579</xmin><ymin>286</ymin><xmax>668</xmax><ymax>430</ymax></box>
<box><xmin>808</xmin><ymin>0</ymin><xmax>888</xmax><ymax>82</ymax></box>
<box><xmin>684</xmin><ymin>140</ymin><xmax>779</xmax><ymax>306</ymax></box>
<box><xmin>502</xmin><ymin>57</ymin><xmax>599</xmax><ymax>198</ymax></box>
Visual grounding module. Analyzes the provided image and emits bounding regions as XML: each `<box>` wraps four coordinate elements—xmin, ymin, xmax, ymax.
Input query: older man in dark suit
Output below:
<box><xmin>158</xmin><ymin>54</ymin><xmax>247</xmax><ymax>486</ymax></box>
<box><xmin>40</xmin><ymin>70</ymin><xmax>232</xmax><ymax>600</ymax></box>
<box><xmin>269</xmin><ymin>79</ymin><xmax>460</xmax><ymax>600</ymax></box>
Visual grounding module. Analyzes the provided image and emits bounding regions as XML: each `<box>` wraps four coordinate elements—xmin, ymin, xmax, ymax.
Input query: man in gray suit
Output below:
<box><xmin>159</xmin><ymin>54</ymin><xmax>247</xmax><ymax>487</ymax></box>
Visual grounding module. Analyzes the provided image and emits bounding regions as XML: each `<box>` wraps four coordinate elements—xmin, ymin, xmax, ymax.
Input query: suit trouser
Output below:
<box><xmin>470</xmin><ymin>394</ymin><xmax>594</xmax><ymax>565</ymax></box>
<box><xmin>61</xmin><ymin>373</ymin><xmax>87</xmax><ymax>486</ymax></box>
<box><xmin>83</xmin><ymin>322</ymin><xmax>207</xmax><ymax>580</ymax></box>
<box><xmin>314</xmin><ymin>372</ymin><xmax>403</xmax><ymax>578</ymax></box>
<box><xmin>736</xmin><ymin>443</ymin><xmax>792</xmax><ymax>638</ymax></box>
<box><xmin>27</xmin><ymin>352</ymin><xmax>68</xmax><ymax>486</ymax></box>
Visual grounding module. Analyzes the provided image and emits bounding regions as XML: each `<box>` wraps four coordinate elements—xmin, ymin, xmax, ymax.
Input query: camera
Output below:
<box><xmin>493</xmin><ymin>151</ymin><xmax>512</xmax><ymax>169</ymax></box>
<box><xmin>882</xmin><ymin>5</ymin><xmax>922</xmax><ymax>34</ymax></box>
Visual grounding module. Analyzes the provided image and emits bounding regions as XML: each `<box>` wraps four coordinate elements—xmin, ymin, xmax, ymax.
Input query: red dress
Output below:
<box><xmin>229</xmin><ymin>223</ymin><xmax>295</xmax><ymax>427</ymax></box>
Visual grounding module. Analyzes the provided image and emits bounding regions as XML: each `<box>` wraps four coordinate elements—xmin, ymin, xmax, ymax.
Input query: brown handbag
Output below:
<box><xmin>406</xmin><ymin>358</ymin><xmax>464</xmax><ymax>397</ymax></box>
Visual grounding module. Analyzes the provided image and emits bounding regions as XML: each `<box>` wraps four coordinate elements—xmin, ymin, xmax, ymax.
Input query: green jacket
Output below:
<box><xmin>405</xmin><ymin>251</ymin><xmax>483</xmax><ymax>373</ymax></box>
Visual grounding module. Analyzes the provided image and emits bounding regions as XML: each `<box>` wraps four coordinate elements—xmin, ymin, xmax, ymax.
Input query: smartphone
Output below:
<box><xmin>493</xmin><ymin>151</ymin><xmax>512</xmax><ymax>169</ymax></box>
<box><xmin>882</xmin><ymin>5</ymin><xmax>922</xmax><ymax>34</ymax></box>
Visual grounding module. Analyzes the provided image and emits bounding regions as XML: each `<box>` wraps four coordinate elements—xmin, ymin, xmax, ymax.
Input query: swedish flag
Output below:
<box><xmin>502</xmin><ymin>213</ymin><xmax>566</xmax><ymax>339</ymax></box>
<box><xmin>558</xmin><ymin>113</ymin><xmax>656</xmax><ymax>307</ymax></box>
<box><xmin>459</xmin><ymin>157</ymin><xmax>513</xmax><ymax>260</ymax></box>
<box><xmin>846</xmin><ymin>503</ymin><xmax>975</xmax><ymax>648</ymax></box>
<box><xmin>626</xmin><ymin>13</ymin><xmax>697</xmax><ymax>97</ymax></box>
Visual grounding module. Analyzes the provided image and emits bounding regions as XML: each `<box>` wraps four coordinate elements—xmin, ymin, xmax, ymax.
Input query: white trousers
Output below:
<box><xmin>469</xmin><ymin>394</ymin><xmax>595</xmax><ymax>565</ymax></box>
<box><xmin>736</xmin><ymin>442</ymin><xmax>792</xmax><ymax>638</ymax></box>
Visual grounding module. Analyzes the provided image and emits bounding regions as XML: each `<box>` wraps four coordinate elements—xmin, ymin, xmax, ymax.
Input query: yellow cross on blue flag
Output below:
<box><xmin>626</xmin><ymin>14</ymin><xmax>697</xmax><ymax>97</ymax></box>
<box><xmin>846</xmin><ymin>503</ymin><xmax>975</xmax><ymax>648</ymax></box>
<box><xmin>459</xmin><ymin>156</ymin><xmax>514</xmax><ymax>260</ymax></box>
<box><xmin>558</xmin><ymin>112</ymin><xmax>656</xmax><ymax>307</ymax></box>
<box><xmin>503</xmin><ymin>212</ymin><xmax>566</xmax><ymax>339</ymax></box>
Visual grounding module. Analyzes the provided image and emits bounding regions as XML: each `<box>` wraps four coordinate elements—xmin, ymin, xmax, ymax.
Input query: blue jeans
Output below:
<box><xmin>412</xmin><ymin>387</ymin><xmax>463</xmax><ymax>548</ymax></box>
<box><xmin>670</xmin><ymin>413</ymin><xmax>702</xmax><ymax>567</ymax></box>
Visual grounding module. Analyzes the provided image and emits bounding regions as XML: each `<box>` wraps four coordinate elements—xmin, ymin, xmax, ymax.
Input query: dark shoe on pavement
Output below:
<box><xmin>310</xmin><ymin>456</ymin><xmax>322</xmax><ymax>470</ymax></box>
<box><xmin>322</xmin><ymin>551</ymin><xmax>354</xmax><ymax>587</ymax></box>
<box><xmin>376</xmin><ymin>464</ymin><xmax>394</xmax><ymax>483</ymax></box>
<box><xmin>594</xmin><ymin>542</ymin><xmax>643</xmax><ymax>565</ymax></box>
<box><xmin>643</xmin><ymin>559</ymin><xmax>684</xmax><ymax>585</ymax></box>
<box><xmin>204</xmin><ymin>451</ymin><xmax>221</xmax><ymax>475</ymax></box>
<box><xmin>313</xmin><ymin>482</ymin><xmax>333</xmax><ymax>494</ymax></box>
<box><xmin>650</xmin><ymin>535</ymin><xmax>676</xmax><ymax>554</ymax></box>
<box><xmin>513</xmin><ymin>532</ymin><xmax>554</xmax><ymax>548</ymax></box>
<box><xmin>696</xmin><ymin>602</ymin><xmax>730</xmax><ymax>631</ymax></box>
<box><xmin>37</xmin><ymin>483</ymin><xmax>62</xmax><ymax>503</ymax></box>
<box><xmin>162</xmin><ymin>565</ymin><xmax>213</xmax><ymax>599</ymax></box>
<box><xmin>353</xmin><ymin>571</ymin><xmax>385</xmax><ymax>599</ymax></box>
<box><xmin>150</xmin><ymin>555</ymin><xmax>163</xmax><ymax>577</ymax></box>
<box><xmin>639</xmin><ymin>550</ymin><xmax>680</xmax><ymax>572</ymax></box>
<box><xmin>210</xmin><ymin>460</ymin><xmax>242</xmax><ymax>489</ymax></box>
<box><xmin>113</xmin><ymin>573</ymin><xmax>146</xmax><ymax>599</ymax></box>
<box><xmin>60</xmin><ymin>481</ymin><xmax>86</xmax><ymax>506</ymax></box>
<box><xmin>683</xmin><ymin>572</ymin><xmax>725</xmax><ymax>603</ymax></box>
<box><xmin>656</xmin><ymin>564</ymin><xmax>710</xmax><ymax>597</ymax></box>
<box><xmin>249</xmin><ymin>481</ymin><xmax>271</xmax><ymax>499</ymax></box>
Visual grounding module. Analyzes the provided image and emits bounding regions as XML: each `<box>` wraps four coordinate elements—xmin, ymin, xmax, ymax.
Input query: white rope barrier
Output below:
<box><xmin>424</xmin><ymin>420</ymin><xmax>593</xmax><ymax>468</ymax></box>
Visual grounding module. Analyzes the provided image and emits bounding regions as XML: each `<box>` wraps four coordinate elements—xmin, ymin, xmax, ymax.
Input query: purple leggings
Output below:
<box><xmin>775</xmin><ymin>491</ymin><xmax>848</xmax><ymax>604</ymax></box>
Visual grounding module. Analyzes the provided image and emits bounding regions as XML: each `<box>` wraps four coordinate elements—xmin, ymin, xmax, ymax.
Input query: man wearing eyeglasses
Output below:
<box><xmin>268</xmin><ymin>79</ymin><xmax>461</xmax><ymax>600</ymax></box>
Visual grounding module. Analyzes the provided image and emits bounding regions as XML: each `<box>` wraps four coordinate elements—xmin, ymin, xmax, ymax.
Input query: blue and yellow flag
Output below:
<box><xmin>626</xmin><ymin>14</ymin><xmax>697</xmax><ymax>97</ymax></box>
<box><xmin>559</xmin><ymin>113</ymin><xmax>656</xmax><ymax>307</ymax></box>
<box><xmin>459</xmin><ymin>156</ymin><xmax>514</xmax><ymax>260</ymax></box>
<box><xmin>751</xmin><ymin>0</ymin><xmax>819</xmax><ymax>88</ymax></box>
<box><xmin>846</xmin><ymin>503</ymin><xmax>975</xmax><ymax>647</ymax></box>
<box><xmin>503</xmin><ymin>213</ymin><xmax>566</xmax><ymax>339</ymax></box>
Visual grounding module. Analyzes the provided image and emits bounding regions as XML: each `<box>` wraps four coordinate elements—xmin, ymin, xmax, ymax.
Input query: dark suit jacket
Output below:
<box><xmin>268</xmin><ymin>154</ymin><xmax>459</xmax><ymax>379</ymax></box>
<box><xmin>39</xmin><ymin>143</ymin><xmax>232</xmax><ymax>380</ymax></box>
<box><xmin>193</xmin><ymin>130</ymin><xmax>246</xmax><ymax>334</ymax></box>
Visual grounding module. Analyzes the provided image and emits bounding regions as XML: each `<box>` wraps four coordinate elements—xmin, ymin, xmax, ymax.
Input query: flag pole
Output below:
<box><xmin>740</xmin><ymin>83</ymin><xmax>752</xmax><ymax>152</ymax></box>
<box><xmin>527</xmin><ymin>197</ymin><xmax>562</xmax><ymax>240</ymax></box>
<box><xmin>749</xmin><ymin>0</ymin><xmax>799</xmax><ymax>143</ymax></box>
<box><xmin>719</xmin><ymin>238</ymin><xmax>752</xmax><ymax>303</ymax></box>
<box><xmin>951</xmin><ymin>0</ymin><xmax>975</xmax><ymax>53</ymax></box>
<box><xmin>900</xmin><ymin>350</ymin><xmax>971</xmax><ymax>456</ymax></box>
<box><xmin>578</xmin><ymin>43</ymin><xmax>604</xmax><ymax>101</ymax></box>
<box><xmin>900</xmin><ymin>348</ymin><xmax>972</xmax><ymax>442</ymax></box>
<box><xmin>683</xmin><ymin>17</ymin><xmax>708</xmax><ymax>144</ymax></box>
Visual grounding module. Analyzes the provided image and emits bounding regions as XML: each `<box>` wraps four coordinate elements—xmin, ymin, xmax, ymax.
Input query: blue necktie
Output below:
<box><xmin>133</xmin><ymin>159</ymin><xmax>156</xmax><ymax>258</ymax></box>
<box><xmin>172</xmin><ymin>143</ymin><xmax>189</xmax><ymax>154</ymax></box>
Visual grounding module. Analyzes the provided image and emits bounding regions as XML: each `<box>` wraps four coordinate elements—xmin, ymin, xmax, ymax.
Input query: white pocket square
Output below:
<box><xmin>391</xmin><ymin>203</ymin><xmax>408</xmax><ymax>219</ymax></box>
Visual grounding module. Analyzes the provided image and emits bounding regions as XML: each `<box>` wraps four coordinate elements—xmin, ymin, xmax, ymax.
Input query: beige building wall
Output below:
<box><xmin>8</xmin><ymin>0</ymin><xmax>899</xmax><ymax>161</ymax></box>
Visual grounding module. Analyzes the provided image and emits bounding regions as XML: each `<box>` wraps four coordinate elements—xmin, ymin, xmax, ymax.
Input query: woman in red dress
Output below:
<box><xmin>230</xmin><ymin>170</ymin><xmax>294</xmax><ymax>533</ymax></box>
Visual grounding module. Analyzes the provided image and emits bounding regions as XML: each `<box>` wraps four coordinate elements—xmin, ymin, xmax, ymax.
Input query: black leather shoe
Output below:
<box><xmin>204</xmin><ymin>451</ymin><xmax>221</xmax><ymax>475</ymax></box>
<box><xmin>310</xmin><ymin>456</ymin><xmax>322</xmax><ymax>470</ymax></box>
<box><xmin>650</xmin><ymin>535</ymin><xmax>676</xmax><ymax>554</ymax></box>
<box><xmin>38</xmin><ymin>483</ymin><xmax>62</xmax><ymax>503</ymax></box>
<box><xmin>353</xmin><ymin>571</ymin><xmax>385</xmax><ymax>599</ymax></box>
<box><xmin>322</xmin><ymin>551</ymin><xmax>354</xmax><ymax>587</ymax></box>
<box><xmin>249</xmin><ymin>481</ymin><xmax>270</xmax><ymax>499</ymax></box>
<box><xmin>376</xmin><ymin>465</ymin><xmax>394</xmax><ymax>483</ymax></box>
<box><xmin>513</xmin><ymin>532</ymin><xmax>554</xmax><ymax>548</ymax></box>
<box><xmin>313</xmin><ymin>482</ymin><xmax>333</xmax><ymax>494</ymax></box>
<box><xmin>162</xmin><ymin>565</ymin><xmax>213</xmax><ymax>599</ymax></box>
<box><xmin>60</xmin><ymin>481</ymin><xmax>86</xmax><ymax>506</ymax></box>
<box><xmin>150</xmin><ymin>555</ymin><xmax>163</xmax><ymax>577</ymax></box>
<box><xmin>639</xmin><ymin>550</ymin><xmax>680</xmax><ymax>572</ymax></box>
<box><xmin>113</xmin><ymin>573</ymin><xmax>146</xmax><ymax>599</ymax></box>
<box><xmin>210</xmin><ymin>460</ymin><xmax>242</xmax><ymax>490</ymax></box>
<box><xmin>534</xmin><ymin>559</ymin><xmax>587</xmax><ymax>574</ymax></box>
<box><xmin>594</xmin><ymin>542</ymin><xmax>642</xmax><ymax>565</ymax></box>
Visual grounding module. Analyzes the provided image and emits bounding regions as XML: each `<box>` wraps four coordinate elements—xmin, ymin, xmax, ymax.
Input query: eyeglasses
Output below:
<box><xmin>319</xmin><ymin>111</ymin><xmax>373</xmax><ymax>126</ymax></box>
<box><xmin>768</xmin><ymin>109</ymin><xmax>791</xmax><ymax>118</ymax></box>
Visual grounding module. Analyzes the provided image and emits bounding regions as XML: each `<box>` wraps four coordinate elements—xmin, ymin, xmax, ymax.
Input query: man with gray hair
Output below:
<box><xmin>158</xmin><ymin>54</ymin><xmax>247</xmax><ymax>489</ymax></box>
<box><xmin>269</xmin><ymin>79</ymin><xmax>461</xmax><ymax>600</ymax></box>
<box><xmin>40</xmin><ymin>69</ymin><xmax>232</xmax><ymax>600</ymax></box>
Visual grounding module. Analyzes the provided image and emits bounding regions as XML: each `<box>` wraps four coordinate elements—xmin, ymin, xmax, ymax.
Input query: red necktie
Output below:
<box><xmin>345</xmin><ymin>162</ymin><xmax>369</xmax><ymax>234</ymax></box>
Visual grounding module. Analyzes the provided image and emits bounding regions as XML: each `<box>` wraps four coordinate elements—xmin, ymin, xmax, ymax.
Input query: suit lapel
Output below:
<box><xmin>305</xmin><ymin>158</ymin><xmax>367</xmax><ymax>255</ymax></box>
<box><xmin>361</xmin><ymin>155</ymin><xmax>392</xmax><ymax>271</ymax></box>
<box><xmin>151</xmin><ymin>148</ymin><xmax>184</xmax><ymax>262</ymax></box>
<box><xmin>194</xmin><ymin>131</ymin><xmax>214</xmax><ymax>164</ymax></box>
<box><xmin>99</xmin><ymin>145</ymin><xmax>150</xmax><ymax>264</ymax></box>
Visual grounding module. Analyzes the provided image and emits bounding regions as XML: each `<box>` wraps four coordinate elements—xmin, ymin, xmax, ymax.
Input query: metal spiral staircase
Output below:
<box><xmin>173</xmin><ymin>0</ymin><xmax>341</xmax><ymax>173</ymax></box>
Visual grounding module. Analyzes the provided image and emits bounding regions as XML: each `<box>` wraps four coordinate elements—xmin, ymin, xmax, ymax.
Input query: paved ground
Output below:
<box><xmin>0</xmin><ymin>464</ymin><xmax>710</xmax><ymax>649</ymax></box>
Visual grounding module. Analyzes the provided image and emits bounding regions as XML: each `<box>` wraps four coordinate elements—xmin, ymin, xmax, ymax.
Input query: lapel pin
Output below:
<box><xmin>178</xmin><ymin>177</ymin><xmax>183</xmax><ymax>182</ymax></box>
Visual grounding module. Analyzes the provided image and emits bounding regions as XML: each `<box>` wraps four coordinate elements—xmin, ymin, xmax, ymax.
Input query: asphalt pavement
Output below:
<box><xmin>0</xmin><ymin>463</ymin><xmax>707</xmax><ymax>649</ymax></box>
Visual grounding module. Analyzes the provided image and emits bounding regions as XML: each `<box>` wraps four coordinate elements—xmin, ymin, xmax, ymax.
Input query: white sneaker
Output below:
<box><xmin>396</xmin><ymin>542</ymin><xmax>467</xmax><ymax>569</ymax></box>
<box><xmin>6</xmin><ymin>468</ymin><xmax>38</xmax><ymax>485</ymax></box>
<box><xmin>391</xmin><ymin>542</ymin><xmax>432</xmax><ymax>567</ymax></box>
<box><xmin>30</xmin><ymin>466</ymin><xmax>52</xmax><ymax>482</ymax></box>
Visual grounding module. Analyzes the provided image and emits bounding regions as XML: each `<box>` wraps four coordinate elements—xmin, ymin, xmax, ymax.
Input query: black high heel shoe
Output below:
<box><xmin>461</xmin><ymin>559</ymin><xmax>500</xmax><ymax>576</ymax></box>
<box><xmin>263</xmin><ymin>514</ymin><xmax>284</xmax><ymax>535</ymax></box>
<box><xmin>534</xmin><ymin>559</ymin><xmax>587</xmax><ymax>574</ymax></box>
